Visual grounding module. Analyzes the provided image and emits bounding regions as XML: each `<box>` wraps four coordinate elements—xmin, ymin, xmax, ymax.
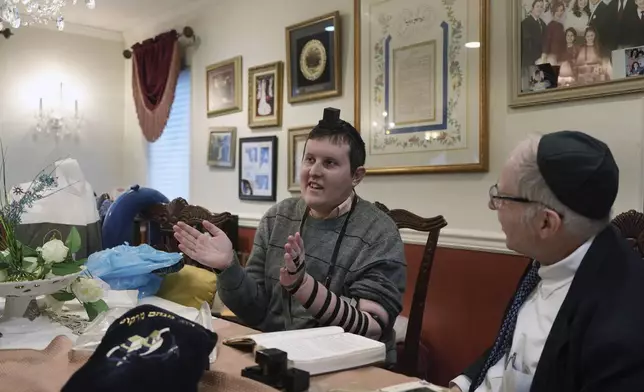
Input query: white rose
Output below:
<box><xmin>71</xmin><ymin>277</ymin><xmax>103</xmax><ymax>303</ymax></box>
<box><xmin>40</xmin><ymin>239</ymin><xmax>69</xmax><ymax>264</ymax></box>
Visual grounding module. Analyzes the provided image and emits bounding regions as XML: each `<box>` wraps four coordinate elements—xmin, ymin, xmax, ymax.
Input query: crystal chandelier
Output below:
<box><xmin>35</xmin><ymin>82</ymin><xmax>82</xmax><ymax>139</ymax></box>
<box><xmin>0</xmin><ymin>0</ymin><xmax>96</xmax><ymax>31</ymax></box>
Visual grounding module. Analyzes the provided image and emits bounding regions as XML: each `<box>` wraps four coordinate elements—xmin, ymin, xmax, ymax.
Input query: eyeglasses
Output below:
<box><xmin>489</xmin><ymin>184</ymin><xmax>563</xmax><ymax>217</ymax></box>
<box><xmin>489</xmin><ymin>184</ymin><xmax>530</xmax><ymax>209</ymax></box>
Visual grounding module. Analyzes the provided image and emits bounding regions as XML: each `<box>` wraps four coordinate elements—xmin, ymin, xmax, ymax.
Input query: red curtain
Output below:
<box><xmin>131</xmin><ymin>30</ymin><xmax>181</xmax><ymax>142</ymax></box>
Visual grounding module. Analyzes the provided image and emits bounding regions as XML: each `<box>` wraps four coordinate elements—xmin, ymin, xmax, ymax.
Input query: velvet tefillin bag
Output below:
<box><xmin>63</xmin><ymin>304</ymin><xmax>218</xmax><ymax>392</ymax></box>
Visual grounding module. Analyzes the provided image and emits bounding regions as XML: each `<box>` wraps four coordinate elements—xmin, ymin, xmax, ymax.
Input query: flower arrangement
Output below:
<box><xmin>38</xmin><ymin>228</ymin><xmax>108</xmax><ymax>320</ymax></box>
<box><xmin>0</xmin><ymin>153</ymin><xmax>107</xmax><ymax>321</ymax></box>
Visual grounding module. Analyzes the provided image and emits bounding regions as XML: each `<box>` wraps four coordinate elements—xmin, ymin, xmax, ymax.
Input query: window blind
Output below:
<box><xmin>147</xmin><ymin>68</ymin><xmax>191</xmax><ymax>201</ymax></box>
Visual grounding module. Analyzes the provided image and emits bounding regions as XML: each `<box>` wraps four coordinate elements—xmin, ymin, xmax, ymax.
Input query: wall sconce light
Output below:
<box><xmin>35</xmin><ymin>82</ymin><xmax>81</xmax><ymax>139</ymax></box>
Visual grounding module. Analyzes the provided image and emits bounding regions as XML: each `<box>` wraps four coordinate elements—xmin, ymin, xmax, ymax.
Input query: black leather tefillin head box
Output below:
<box><xmin>241</xmin><ymin>348</ymin><xmax>310</xmax><ymax>392</ymax></box>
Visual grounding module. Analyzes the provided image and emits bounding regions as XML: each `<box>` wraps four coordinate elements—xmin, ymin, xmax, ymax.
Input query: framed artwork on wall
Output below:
<box><xmin>509</xmin><ymin>0</ymin><xmax>644</xmax><ymax>107</ymax></box>
<box><xmin>287</xmin><ymin>126</ymin><xmax>312</xmax><ymax>192</ymax></box>
<box><xmin>248</xmin><ymin>61</ymin><xmax>284</xmax><ymax>128</ymax></box>
<box><xmin>239</xmin><ymin>136</ymin><xmax>277</xmax><ymax>201</ymax></box>
<box><xmin>354</xmin><ymin>0</ymin><xmax>489</xmax><ymax>174</ymax></box>
<box><xmin>206</xmin><ymin>56</ymin><xmax>242</xmax><ymax>117</ymax></box>
<box><xmin>285</xmin><ymin>11</ymin><xmax>342</xmax><ymax>103</ymax></box>
<box><xmin>207</xmin><ymin>127</ymin><xmax>236</xmax><ymax>168</ymax></box>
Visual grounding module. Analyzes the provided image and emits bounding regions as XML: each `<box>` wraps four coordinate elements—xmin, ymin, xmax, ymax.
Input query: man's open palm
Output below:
<box><xmin>173</xmin><ymin>221</ymin><xmax>233</xmax><ymax>270</ymax></box>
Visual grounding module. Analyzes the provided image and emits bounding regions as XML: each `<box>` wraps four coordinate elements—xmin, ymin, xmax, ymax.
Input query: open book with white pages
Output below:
<box><xmin>331</xmin><ymin>381</ymin><xmax>450</xmax><ymax>392</ymax></box>
<box><xmin>379</xmin><ymin>380</ymin><xmax>450</xmax><ymax>391</ymax></box>
<box><xmin>223</xmin><ymin>326</ymin><xmax>386</xmax><ymax>375</ymax></box>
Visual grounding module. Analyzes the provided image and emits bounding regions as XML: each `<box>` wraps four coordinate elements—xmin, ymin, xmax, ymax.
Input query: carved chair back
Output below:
<box><xmin>135</xmin><ymin>198</ymin><xmax>239</xmax><ymax>271</ymax></box>
<box><xmin>611</xmin><ymin>209</ymin><xmax>644</xmax><ymax>258</ymax></box>
<box><xmin>375</xmin><ymin>202</ymin><xmax>448</xmax><ymax>378</ymax></box>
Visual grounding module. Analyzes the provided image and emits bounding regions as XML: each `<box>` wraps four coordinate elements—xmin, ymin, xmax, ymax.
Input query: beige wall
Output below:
<box><xmin>0</xmin><ymin>26</ymin><xmax>125</xmax><ymax>194</ymax></box>
<box><xmin>122</xmin><ymin>0</ymin><xmax>644</xmax><ymax>252</ymax></box>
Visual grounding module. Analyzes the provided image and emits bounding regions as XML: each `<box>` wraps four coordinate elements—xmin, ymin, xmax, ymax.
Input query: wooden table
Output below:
<box><xmin>210</xmin><ymin>317</ymin><xmax>417</xmax><ymax>391</ymax></box>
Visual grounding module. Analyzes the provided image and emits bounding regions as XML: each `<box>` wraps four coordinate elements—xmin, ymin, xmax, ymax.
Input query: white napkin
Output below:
<box><xmin>0</xmin><ymin>315</ymin><xmax>77</xmax><ymax>350</ymax></box>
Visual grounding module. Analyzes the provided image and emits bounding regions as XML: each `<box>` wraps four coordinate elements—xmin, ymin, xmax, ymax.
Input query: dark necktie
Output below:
<box><xmin>470</xmin><ymin>262</ymin><xmax>541</xmax><ymax>391</ymax></box>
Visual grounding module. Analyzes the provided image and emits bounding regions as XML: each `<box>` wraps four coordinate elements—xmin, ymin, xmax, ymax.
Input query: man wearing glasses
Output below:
<box><xmin>450</xmin><ymin>131</ymin><xmax>644</xmax><ymax>391</ymax></box>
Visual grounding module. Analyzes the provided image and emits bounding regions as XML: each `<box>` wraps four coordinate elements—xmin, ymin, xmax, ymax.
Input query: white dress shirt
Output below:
<box><xmin>451</xmin><ymin>238</ymin><xmax>593</xmax><ymax>392</ymax></box>
<box><xmin>588</xmin><ymin>1</ymin><xmax>600</xmax><ymax>22</ymax></box>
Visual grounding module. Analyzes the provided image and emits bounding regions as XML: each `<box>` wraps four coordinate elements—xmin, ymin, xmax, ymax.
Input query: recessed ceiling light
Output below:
<box><xmin>325</xmin><ymin>26</ymin><xmax>335</xmax><ymax>31</ymax></box>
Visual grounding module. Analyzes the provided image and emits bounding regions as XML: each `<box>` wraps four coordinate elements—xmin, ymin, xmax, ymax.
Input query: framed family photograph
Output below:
<box><xmin>287</xmin><ymin>126</ymin><xmax>312</xmax><ymax>192</ymax></box>
<box><xmin>207</xmin><ymin>127</ymin><xmax>236</xmax><ymax>168</ymax></box>
<box><xmin>285</xmin><ymin>11</ymin><xmax>342</xmax><ymax>103</ymax></box>
<box><xmin>354</xmin><ymin>0</ymin><xmax>489</xmax><ymax>174</ymax></box>
<box><xmin>248</xmin><ymin>61</ymin><xmax>284</xmax><ymax>128</ymax></box>
<box><xmin>239</xmin><ymin>136</ymin><xmax>278</xmax><ymax>201</ymax></box>
<box><xmin>509</xmin><ymin>0</ymin><xmax>644</xmax><ymax>107</ymax></box>
<box><xmin>206</xmin><ymin>56</ymin><xmax>242</xmax><ymax>117</ymax></box>
<box><xmin>626</xmin><ymin>46</ymin><xmax>644</xmax><ymax>77</ymax></box>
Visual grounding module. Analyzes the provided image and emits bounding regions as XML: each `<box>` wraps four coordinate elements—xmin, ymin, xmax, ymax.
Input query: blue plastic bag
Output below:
<box><xmin>86</xmin><ymin>244</ymin><xmax>183</xmax><ymax>298</ymax></box>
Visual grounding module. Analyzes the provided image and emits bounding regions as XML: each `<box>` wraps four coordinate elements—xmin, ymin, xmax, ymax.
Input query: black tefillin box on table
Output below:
<box><xmin>241</xmin><ymin>348</ymin><xmax>310</xmax><ymax>392</ymax></box>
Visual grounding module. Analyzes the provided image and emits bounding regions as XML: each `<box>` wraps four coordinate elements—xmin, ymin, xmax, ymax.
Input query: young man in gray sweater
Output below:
<box><xmin>173</xmin><ymin>108</ymin><xmax>407</xmax><ymax>364</ymax></box>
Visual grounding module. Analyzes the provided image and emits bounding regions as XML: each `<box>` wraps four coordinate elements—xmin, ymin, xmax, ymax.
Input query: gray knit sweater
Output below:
<box><xmin>217</xmin><ymin>196</ymin><xmax>407</xmax><ymax>364</ymax></box>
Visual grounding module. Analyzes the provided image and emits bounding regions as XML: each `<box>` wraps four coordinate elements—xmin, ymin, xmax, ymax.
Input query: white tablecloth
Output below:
<box><xmin>0</xmin><ymin>291</ymin><xmax>203</xmax><ymax>351</ymax></box>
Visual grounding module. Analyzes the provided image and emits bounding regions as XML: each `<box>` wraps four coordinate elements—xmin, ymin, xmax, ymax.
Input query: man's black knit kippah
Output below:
<box><xmin>536</xmin><ymin>130</ymin><xmax>618</xmax><ymax>220</ymax></box>
<box><xmin>63</xmin><ymin>304</ymin><xmax>218</xmax><ymax>392</ymax></box>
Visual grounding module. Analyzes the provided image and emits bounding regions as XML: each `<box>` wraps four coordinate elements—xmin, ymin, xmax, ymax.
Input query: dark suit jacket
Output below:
<box><xmin>622</xmin><ymin>8</ymin><xmax>644</xmax><ymax>48</ymax></box>
<box><xmin>587</xmin><ymin>2</ymin><xmax>613</xmax><ymax>56</ymax></box>
<box><xmin>607</xmin><ymin>0</ymin><xmax>637</xmax><ymax>47</ymax></box>
<box><xmin>521</xmin><ymin>15</ymin><xmax>547</xmax><ymax>68</ymax></box>
<box><xmin>464</xmin><ymin>226</ymin><xmax>644</xmax><ymax>392</ymax></box>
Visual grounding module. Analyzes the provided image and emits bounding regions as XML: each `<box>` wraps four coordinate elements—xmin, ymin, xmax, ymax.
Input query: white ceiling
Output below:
<box><xmin>61</xmin><ymin>0</ymin><xmax>204</xmax><ymax>33</ymax></box>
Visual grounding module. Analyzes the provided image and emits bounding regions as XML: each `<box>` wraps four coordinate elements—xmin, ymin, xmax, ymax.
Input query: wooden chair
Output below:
<box><xmin>611</xmin><ymin>209</ymin><xmax>644</xmax><ymax>258</ymax></box>
<box><xmin>375</xmin><ymin>202</ymin><xmax>448</xmax><ymax>378</ymax></box>
<box><xmin>135</xmin><ymin>197</ymin><xmax>239</xmax><ymax>271</ymax></box>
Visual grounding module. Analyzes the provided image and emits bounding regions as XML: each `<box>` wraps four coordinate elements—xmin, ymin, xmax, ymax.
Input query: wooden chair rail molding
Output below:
<box><xmin>375</xmin><ymin>201</ymin><xmax>448</xmax><ymax>379</ymax></box>
<box><xmin>236</xmin><ymin>215</ymin><xmax>510</xmax><ymax>254</ymax></box>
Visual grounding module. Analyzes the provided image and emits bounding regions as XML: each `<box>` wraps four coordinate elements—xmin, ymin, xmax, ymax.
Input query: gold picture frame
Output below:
<box><xmin>206</xmin><ymin>56</ymin><xmax>242</xmax><ymax>117</ymax></box>
<box><xmin>287</xmin><ymin>126</ymin><xmax>312</xmax><ymax>192</ymax></box>
<box><xmin>508</xmin><ymin>0</ymin><xmax>644</xmax><ymax>107</ymax></box>
<box><xmin>285</xmin><ymin>11</ymin><xmax>342</xmax><ymax>104</ymax></box>
<box><xmin>207</xmin><ymin>127</ymin><xmax>236</xmax><ymax>168</ymax></box>
<box><xmin>354</xmin><ymin>0</ymin><xmax>489</xmax><ymax>174</ymax></box>
<box><xmin>248</xmin><ymin>61</ymin><xmax>284</xmax><ymax>128</ymax></box>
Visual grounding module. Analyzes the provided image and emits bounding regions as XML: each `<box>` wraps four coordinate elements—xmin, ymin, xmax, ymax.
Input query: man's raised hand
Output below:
<box><xmin>173</xmin><ymin>220</ymin><xmax>233</xmax><ymax>270</ymax></box>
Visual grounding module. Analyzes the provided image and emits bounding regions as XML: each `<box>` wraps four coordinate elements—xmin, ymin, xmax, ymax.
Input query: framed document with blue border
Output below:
<box><xmin>354</xmin><ymin>0</ymin><xmax>489</xmax><ymax>174</ymax></box>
